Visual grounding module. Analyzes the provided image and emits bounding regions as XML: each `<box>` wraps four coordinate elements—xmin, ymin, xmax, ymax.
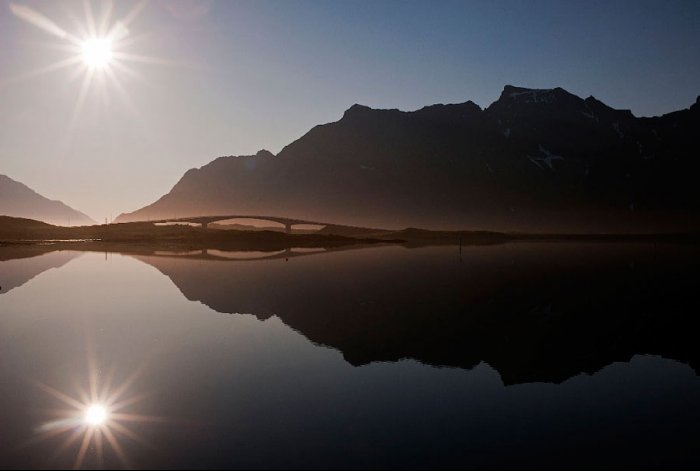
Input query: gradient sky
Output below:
<box><xmin>1</xmin><ymin>0</ymin><xmax>699</xmax><ymax>220</ymax></box>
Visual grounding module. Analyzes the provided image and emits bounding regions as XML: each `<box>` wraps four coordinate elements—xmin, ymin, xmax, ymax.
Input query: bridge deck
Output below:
<box><xmin>153</xmin><ymin>215</ymin><xmax>328</xmax><ymax>232</ymax></box>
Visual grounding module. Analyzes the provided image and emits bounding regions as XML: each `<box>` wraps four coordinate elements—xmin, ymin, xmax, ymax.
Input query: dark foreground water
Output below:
<box><xmin>1</xmin><ymin>243</ymin><xmax>699</xmax><ymax>469</ymax></box>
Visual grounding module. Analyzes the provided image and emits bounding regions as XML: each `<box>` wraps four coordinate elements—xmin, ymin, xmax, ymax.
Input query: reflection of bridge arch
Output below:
<box><xmin>154</xmin><ymin>215</ymin><xmax>328</xmax><ymax>233</ymax></box>
<box><xmin>151</xmin><ymin>247</ymin><xmax>329</xmax><ymax>262</ymax></box>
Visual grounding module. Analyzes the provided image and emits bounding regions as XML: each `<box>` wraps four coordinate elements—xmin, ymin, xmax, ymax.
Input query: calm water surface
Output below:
<box><xmin>1</xmin><ymin>243</ymin><xmax>699</xmax><ymax>469</ymax></box>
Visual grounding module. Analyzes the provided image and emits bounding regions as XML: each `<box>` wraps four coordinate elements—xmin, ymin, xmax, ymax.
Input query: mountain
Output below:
<box><xmin>0</xmin><ymin>175</ymin><xmax>95</xmax><ymax>226</ymax></box>
<box><xmin>117</xmin><ymin>86</ymin><xmax>700</xmax><ymax>232</ymax></box>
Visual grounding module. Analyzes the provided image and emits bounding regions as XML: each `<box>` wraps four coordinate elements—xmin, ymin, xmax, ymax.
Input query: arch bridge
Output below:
<box><xmin>154</xmin><ymin>215</ymin><xmax>327</xmax><ymax>233</ymax></box>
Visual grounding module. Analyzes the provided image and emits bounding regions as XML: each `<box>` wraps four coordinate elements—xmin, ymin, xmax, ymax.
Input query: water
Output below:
<box><xmin>1</xmin><ymin>243</ymin><xmax>699</xmax><ymax>469</ymax></box>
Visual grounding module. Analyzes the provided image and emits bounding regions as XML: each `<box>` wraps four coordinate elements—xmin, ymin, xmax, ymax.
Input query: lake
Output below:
<box><xmin>1</xmin><ymin>243</ymin><xmax>699</xmax><ymax>469</ymax></box>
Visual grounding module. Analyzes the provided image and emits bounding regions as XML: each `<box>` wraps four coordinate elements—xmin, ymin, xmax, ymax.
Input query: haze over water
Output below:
<box><xmin>1</xmin><ymin>243</ymin><xmax>699</xmax><ymax>469</ymax></box>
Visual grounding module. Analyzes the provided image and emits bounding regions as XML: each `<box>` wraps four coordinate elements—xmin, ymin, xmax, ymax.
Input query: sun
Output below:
<box><xmin>85</xmin><ymin>404</ymin><xmax>109</xmax><ymax>426</ymax></box>
<box><xmin>81</xmin><ymin>38</ymin><xmax>113</xmax><ymax>69</ymax></box>
<box><xmin>9</xmin><ymin>1</ymin><xmax>174</xmax><ymax>130</ymax></box>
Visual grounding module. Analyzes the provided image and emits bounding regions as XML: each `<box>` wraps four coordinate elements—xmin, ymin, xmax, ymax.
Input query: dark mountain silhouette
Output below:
<box><xmin>117</xmin><ymin>86</ymin><xmax>700</xmax><ymax>232</ymax></box>
<box><xmin>0</xmin><ymin>175</ymin><xmax>95</xmax><ymax>226</ymax></box>
<box><xmin>134</xmin><ymin>243</ymin><xmax>700</xmax><ymax>385</ymax></box>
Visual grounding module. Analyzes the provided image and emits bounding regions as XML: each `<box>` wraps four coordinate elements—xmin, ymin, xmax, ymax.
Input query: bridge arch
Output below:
<box><xmin>155</xmin><ymin>214</ymin><xmax>328</xmax><ymax>234</ymax></box>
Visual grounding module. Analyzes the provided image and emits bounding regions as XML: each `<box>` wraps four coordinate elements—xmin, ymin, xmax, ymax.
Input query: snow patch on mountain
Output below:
<box><xmin>508</xmin><ymin>88</ymin><xmax>557</xmax><ymax>104</ymax></box>
<box><xmin>613</xmin><ymin>122</ymin><xmax>624</xmax><ymax>139</ymax></box>
<box><xmin>529</xmin><ymin>145</ymin><xmax>565</xmax><ymax>170</ymax></box>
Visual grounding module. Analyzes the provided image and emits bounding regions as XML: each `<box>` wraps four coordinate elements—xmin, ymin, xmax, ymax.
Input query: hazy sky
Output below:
<box><xmin>1</xmin><ymin>0</ymin><xmax>699</xmax><ymax>220</ymax></box>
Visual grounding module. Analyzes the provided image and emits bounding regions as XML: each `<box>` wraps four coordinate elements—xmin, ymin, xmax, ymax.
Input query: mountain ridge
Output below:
<box><xmin>0</xmin><ymin>175</ymin><xmax>96</xmax><ymax>226</ymax></box>
<box><xmin>117</xmin><ymin>85</ymin><xmax>700</xmax><ymax>232</ymax></box>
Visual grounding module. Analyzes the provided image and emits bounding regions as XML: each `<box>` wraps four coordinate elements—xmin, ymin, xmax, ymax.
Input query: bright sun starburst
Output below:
<box><xmin>85</xmin><ymin>404</ymin><xmax>110</xmax><ymax>426</ymax></box>
<box><xmin>26</xmin><ymin>340</ymin><xmax>169</xmax><ymax>470</ymax></box>
<box><xmin>6</xmin><ymin>1</ymin><xmax>175</xmax><ymax>131</ymax></box>
<box><xmin>81</xmin><ymin>38</ymin><xmax>113</xmax><ymax>69</ymax></box>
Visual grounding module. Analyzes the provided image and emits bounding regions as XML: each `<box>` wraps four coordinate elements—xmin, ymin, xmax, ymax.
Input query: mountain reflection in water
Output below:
<box><xmin>135</xmin><ymin>243</ymin><xmax>700</xmax><ymax>384</ymax></box>
<box><xmin>1</xmin><ymin>242</ymin><xmax>699</xmax><ymax>469</ymax></box>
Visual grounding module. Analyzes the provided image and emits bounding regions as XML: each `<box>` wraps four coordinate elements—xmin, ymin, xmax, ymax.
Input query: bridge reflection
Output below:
<box><xmin>150</xmin><ymin>246</ymin><xmax>342</xmax><ymax>262</ymax></box>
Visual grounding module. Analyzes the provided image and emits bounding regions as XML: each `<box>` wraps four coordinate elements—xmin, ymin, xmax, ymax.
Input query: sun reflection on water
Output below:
<box><xmin>30</xmin><ymin>358</ymin><xmax>166</xmax><ymax>469</ymax></box>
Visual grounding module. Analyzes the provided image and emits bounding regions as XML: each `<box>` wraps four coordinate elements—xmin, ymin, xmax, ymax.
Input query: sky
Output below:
<box><xmin>1</xmin><ymin>0</ymin><xmax>699</xmax><ymax>221</ymax></box>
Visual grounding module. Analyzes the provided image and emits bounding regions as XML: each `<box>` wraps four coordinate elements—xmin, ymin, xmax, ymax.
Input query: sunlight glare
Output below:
<box><xmin>85</xmin><ymin>404</ymin><xmax>109</xmax><ymax>426</ymax></box>
<box><xmin>81</xmin><ymin>38</ymin><xmax>113</xmax><ymax>69</ymax></box>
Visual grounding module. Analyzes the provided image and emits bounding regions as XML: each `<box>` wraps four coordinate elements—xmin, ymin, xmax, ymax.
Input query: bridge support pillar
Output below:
<box><xmin>201</xmin><ymin>222</ymin><xmax>209</xmax><ymax>229</ymax></box>
<box><xmin>285</xmin><ymin>223</ymin><xmax>292</xmax><ymax>234</ymax></box>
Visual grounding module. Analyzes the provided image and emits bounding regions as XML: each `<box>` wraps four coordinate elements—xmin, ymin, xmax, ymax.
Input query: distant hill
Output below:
<box><xmin>117</xmin><ymin>85</ymin><xmax>700</xmax><ymax>232</ymax></box>
<box><xmin>0</xmin><ymin>175</ymin><xmax>95</xmax><ymax>226</ymax></box>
